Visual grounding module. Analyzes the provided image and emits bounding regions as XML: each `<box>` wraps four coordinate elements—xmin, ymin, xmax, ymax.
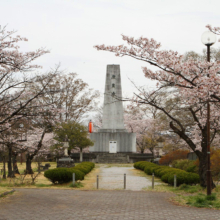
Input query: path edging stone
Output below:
<box><xmin>0</xmin><ymin>189</ymin><xmax>15</xmax><ymax>197</ymax></box>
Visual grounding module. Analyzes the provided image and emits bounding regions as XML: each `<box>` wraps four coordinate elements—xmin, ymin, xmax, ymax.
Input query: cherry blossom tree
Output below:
<box><xmin>0</xmin><ymin>26</ymin><xmax>52</xmax><ymax>133</ymax></box>
<box><xmin>94</xmin><ymin>25</ymin><xmax>220</xmax><ymax>188</ymax></box>
<box><xmin>33</xmin><ymin>72</ymin><xmax>100</xmax><ymax>123</ymax></box>
<box><xmin>22</xmin><ymin>130</ymin><xmax>55</xmax><ymax>174</ymax></box>
<box><xmin>124</xmin><ymin>106</ymin><xmax>158</xmax><ymax>154</ymax></box>
<box><xmin>0</xmin><ymin>26</ymin><xmax>69</xmax><ymax>175</ymax></box>
<box><xmin>0</xmin><ymin>104</ymin><xmax>59</xmax><ymax>175</ymax></box>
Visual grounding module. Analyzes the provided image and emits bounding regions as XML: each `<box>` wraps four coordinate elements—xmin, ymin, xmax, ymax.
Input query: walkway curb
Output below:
<box><xmin>0</xmin><ymin>189</ymin><xmax>15</xmax><ymax>197</ymax></box>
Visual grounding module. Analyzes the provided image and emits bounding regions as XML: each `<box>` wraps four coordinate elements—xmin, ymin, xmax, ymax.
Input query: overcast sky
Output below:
<box><xmin>1</xmin><ymin>0</ymin><xmax>220</xmax><ymax>99</ymax></box>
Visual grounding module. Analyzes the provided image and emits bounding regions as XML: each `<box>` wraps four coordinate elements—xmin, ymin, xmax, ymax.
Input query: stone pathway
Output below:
<box><xmin>96</xmin><ymin>166</ymin><xmax>159</xmax><ymax>190</ymax></box>
<box><xmin>0</xmin><ymin>189</ymin><xmax>220</xmax><ymax>220</ymax></box>
<box><xmin>1</xmin><ymin>165</ymin><xmax>220</xmax><ymax>219</ymax></box>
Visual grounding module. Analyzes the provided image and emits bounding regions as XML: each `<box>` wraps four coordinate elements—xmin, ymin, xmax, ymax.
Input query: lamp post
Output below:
<box><xmin>201</xmin><ymin>31</ymin><xmax>216</xmax><ymax>195</ymax></box>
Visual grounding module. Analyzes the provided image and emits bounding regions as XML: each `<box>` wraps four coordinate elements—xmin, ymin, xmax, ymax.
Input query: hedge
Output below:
<box><xmin>73</xmin><ymin>162</ymin><xmax>95</xmax><ymax>175</ymax></box>
<box><xmin>134</xmin><ymin>161</ymin><xmax>200</xmax><ymax>186</ymax></box>
<box><xmin>44</xmin><ymin>162</ymin><xmax>95</xmax><ymax>184</ymax></box>
<box><xmin>171</xmin><ymin>159</ymin><xmax>198</xmax><ymax>174</ymax></box>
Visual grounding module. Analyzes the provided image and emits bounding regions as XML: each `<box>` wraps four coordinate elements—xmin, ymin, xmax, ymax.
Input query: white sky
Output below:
<box><xmin>1</xmin><ymin>0</ymin><xmax>220</xmax><ymax>99</ymax></box>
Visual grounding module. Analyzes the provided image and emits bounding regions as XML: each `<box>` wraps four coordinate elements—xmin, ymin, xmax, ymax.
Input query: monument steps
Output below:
<box><xmin>97</xmin><ymin>153</ymin><xmax>128</xmax><ymax>163</ymax></box>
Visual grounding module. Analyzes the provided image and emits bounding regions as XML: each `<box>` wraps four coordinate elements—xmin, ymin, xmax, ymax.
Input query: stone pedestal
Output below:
<box><xmin>90</xmin><ymin>132</ymin><xmax>136</xmax><ymax>153</ymax></box>
<box><xmin>57</xmin><ymin>156</ymin><xmax>75</xmax><ymax>168</ymax></box>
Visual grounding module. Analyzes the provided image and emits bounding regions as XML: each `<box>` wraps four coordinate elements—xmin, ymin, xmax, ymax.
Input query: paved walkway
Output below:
<box><xmin>1</xmin><ymin>166</ymin><xmax>220</xmax><ymax>219</ymax></box>
<box><xmin>0</xmin><ymin>188</ymin><xmax>220</xmax><ymax>220</ymax></box>
<box><xmin>97</xmin><ymin>166</ymin><xmax>159</xmax><ymax>190</ymax></box>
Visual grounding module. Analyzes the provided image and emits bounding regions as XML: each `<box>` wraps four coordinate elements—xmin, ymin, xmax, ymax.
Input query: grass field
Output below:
<box><xmin>0</xmin><ymin>162</ymin><xmax>62</xmax><ymax>188</ymax></box>
<box><xmin>0</xmin><ymin>161</ymin><xmax>99</xmax><ymax>189</ymax></box>
<box><xmin>0</xmin><ymin>187</ymin><xmax>13</xmax><ymax>195</ymax></box>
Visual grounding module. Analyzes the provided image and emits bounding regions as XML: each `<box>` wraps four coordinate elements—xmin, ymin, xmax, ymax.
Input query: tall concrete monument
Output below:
<box><xmin>90</xmin><ymin>65</ymin><xmax>136</xmax><ymax>153</ymax></box>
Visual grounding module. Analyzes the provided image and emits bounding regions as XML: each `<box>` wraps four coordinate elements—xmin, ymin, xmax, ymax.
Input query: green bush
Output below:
<box><xmin>154</xmin><ymin>167</ymin><xmax>171</xmax><ymax>178</ymax></box>
<box><xmin>186</xmin><ymin>165</ymin><xmax>197</xmax><ymax>173</ymax></box>
<box><xmin>144</xmin><ymin>164</ymin><xmax>158</xmax><ymax>175</ymax></box>
<box><xmin>171</xmin><ymin>159</ymin><xmax>198</xmax><ymax>173</ymax></box>
<box><xmin>161</xmin><ymin>170</ymin><xmax>179</xmax><ymax>183</ymax></box>
<box><xmin>134</xmin><ymin>161</ymin><xmax>200</xmax><ymax>186</ymax></box>
<box><xmin>74</xmin><ymin>162</ymin><xmax>95</xmax><ymax>174</ymax></box>
<box><xmin>134</xmin><ymin>161</ymin><xmax>151</xmax><ymax>170</ymax></box>
<box><xmin>134</xmin><ymin>161</ymin><xmax>144</xmax><ymax>169</ymax></box>
<box><xmin>44</xmin><ymin>162</ymin><xmax>95</xmax><ymax>184</ymax></box>
<box><xmin>68</xmin><ymin>168</ymin><xmax>85</xmax><ymax>180</ymax></box>
<box><xmin>44</xmin><ymin>168</ymin><xmax>84</xmax><ymax>184</ymax></box>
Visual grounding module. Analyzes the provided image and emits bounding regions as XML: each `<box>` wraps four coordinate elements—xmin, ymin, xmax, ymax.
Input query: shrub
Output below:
<box><xmin>186</xmin><ymin>165</ymin><xmax>197</xmax><ymax>173</ymax></box>
<box><xmin>161</xmin><ymin>169</ymin><xmax>179</xmax><ymax>183</ymax></box>
<box><xmin>133</xmin><ymin>161</ymin><xmax>200</xmax><ymax>186</ymax></box>
<box><xmin>134</xmin><ymin>161</ymin><xmax>145</xmax><ymax>169</ymax></box>
<box><xmin>68</xmin><ymin>168</ymin><xmax>85</xmax><ymax>180</ymax></box>
<box><xmin>134</xmin><ymin>161</ymin><xmax>151</xmax><ymax>170</ymax></box>
<box><xmin>144</xmin><ymin>163</ymin><xmax>158</xmax><ymax>175</ymax></box>
<box><xmin>74</xmin><ymin>162</ymin><xmax>95</xmax><ymax>174</ymax></box>
<box><xmin>44</xmin><ymin>162</ymin><xmax>95</xmax><ymax>184</ymax></box>
<box><xmin>44</xmin><ymin>168</ymin><xmax>84</xmax><ymax>184</ymax></box>
<box><xmin>159</xmin><ymin>150</ymin><xmax>189</xmax><ymax>165</ymax></box>
<box><xmin>171</xmin><ymin>159</ymin><xmax>198</xmax><ymax>173</ymax></box>
<box><xmin>211</xmin><ymin>149</ymin><xmax>220</xmax><ymax>178</ymax></box>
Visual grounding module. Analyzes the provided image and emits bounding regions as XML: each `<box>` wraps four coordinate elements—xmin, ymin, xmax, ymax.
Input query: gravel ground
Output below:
<box><xmin>96</xmin><ymin>166</ymin><xmax>159</xmax><ymax>190</ymax></box>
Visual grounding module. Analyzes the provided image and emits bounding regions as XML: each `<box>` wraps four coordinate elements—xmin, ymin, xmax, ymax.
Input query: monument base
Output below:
<box><xmin>57</xmin><ymin>156</ymin><xmax>75</xmax><ymax>168</ymax></box>
<box><xmin>70</xmin><ymin>152</ymin><xmax>153</xmax><ymax>163</ymax></box>
<box><xmin>89</xmin><ymin>132</ymin><xmax>136</xmax><ymax>153</ymax></box>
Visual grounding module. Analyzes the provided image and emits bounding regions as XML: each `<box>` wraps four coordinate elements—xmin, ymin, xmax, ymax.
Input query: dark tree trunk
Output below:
<box><xmin>149</xmin><ymin>147</ymin><xmax>155</xmax><ymax>158</ymax></box>
<box><xmin>12</xmin><ymin>152</ymin><xmax>20</xmax><ymax>174</ymax></box>
<box><xmin>196</xmin><ymin>151</ymin><xmax>215</xmax><ymax>188</ymax></box>
<box><xmin>26</xmin><ymin>154</ymin><xmax>34</xmax><ymax>174</ymax></box>
<box><xmin>25</xmin><ymin>129</ymin><xmax>46</xmax><ymax>174</ymax></box>
<box><xmin>3</xmin><ymin>155</ymin><xmax>6</xmax><ymax>179</ymax></box>
<box><xmin>170</xmin><ymin>121</ymin><xmax>215</xmax><ymax>189</ymax></box>
<box><xmin>7</xmin><ymin>145</ymin><xmax>14</xmax><ymax>178</ymax></box>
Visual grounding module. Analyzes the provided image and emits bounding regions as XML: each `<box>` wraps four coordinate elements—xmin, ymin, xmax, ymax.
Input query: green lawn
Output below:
<box><xmin>0</xmin><ymin>162</ymin><xmax>89</xmax><ymax>189</ymax></box>
<box><xmin>0</xmin><ymin>187</ymin><xmax>13</xmax><ymax>195</ymax></box>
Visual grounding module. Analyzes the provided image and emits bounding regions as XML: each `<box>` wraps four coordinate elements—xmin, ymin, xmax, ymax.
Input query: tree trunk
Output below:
<box><xmin>80</xmin><ymin>148</ymin><xmax>83</xmax><ymax>162</ymax></box>
<box><xmin>7</xmin><ymin>145</ymin><xmax>14</xmax><ymax>178</ymax></box>
<box><xmin>197</xmin><ymin>152</ymin><xmax>215</xmax><ymax>188</ymax></box>
<box><xmin>12</xmin><ymin>152</ymin><xmax>20</xmax><ymax>174</ymax></box>
<box><xmin>149</xmin><ymin>147</ymin><xmax>155</xmax><ymax>158</ymax></box>
<box><xmin>26</xmin><ymin>154</ymin><xmax>34</xmax><ymax>174</ymax></box>
<box><xmin>25</xmin><ymin>129</ymin><xmax>46</xmax><ymax>174</ymax></box>
<box><xmin>170</xmin><ymin>121</ymin><xmax>215</xmax><ymax>189</ymax></box>
<box><xmin>3</xmin><ymin>155</ymin><xmax>6</xmax><ymax>179</ymax></box>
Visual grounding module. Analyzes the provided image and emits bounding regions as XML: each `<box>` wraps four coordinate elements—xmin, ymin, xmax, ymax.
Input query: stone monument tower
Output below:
<box><xmin>90</xmin><ymin>65</ymin><xmax>136</xmax><ymax>153</ymax></box>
